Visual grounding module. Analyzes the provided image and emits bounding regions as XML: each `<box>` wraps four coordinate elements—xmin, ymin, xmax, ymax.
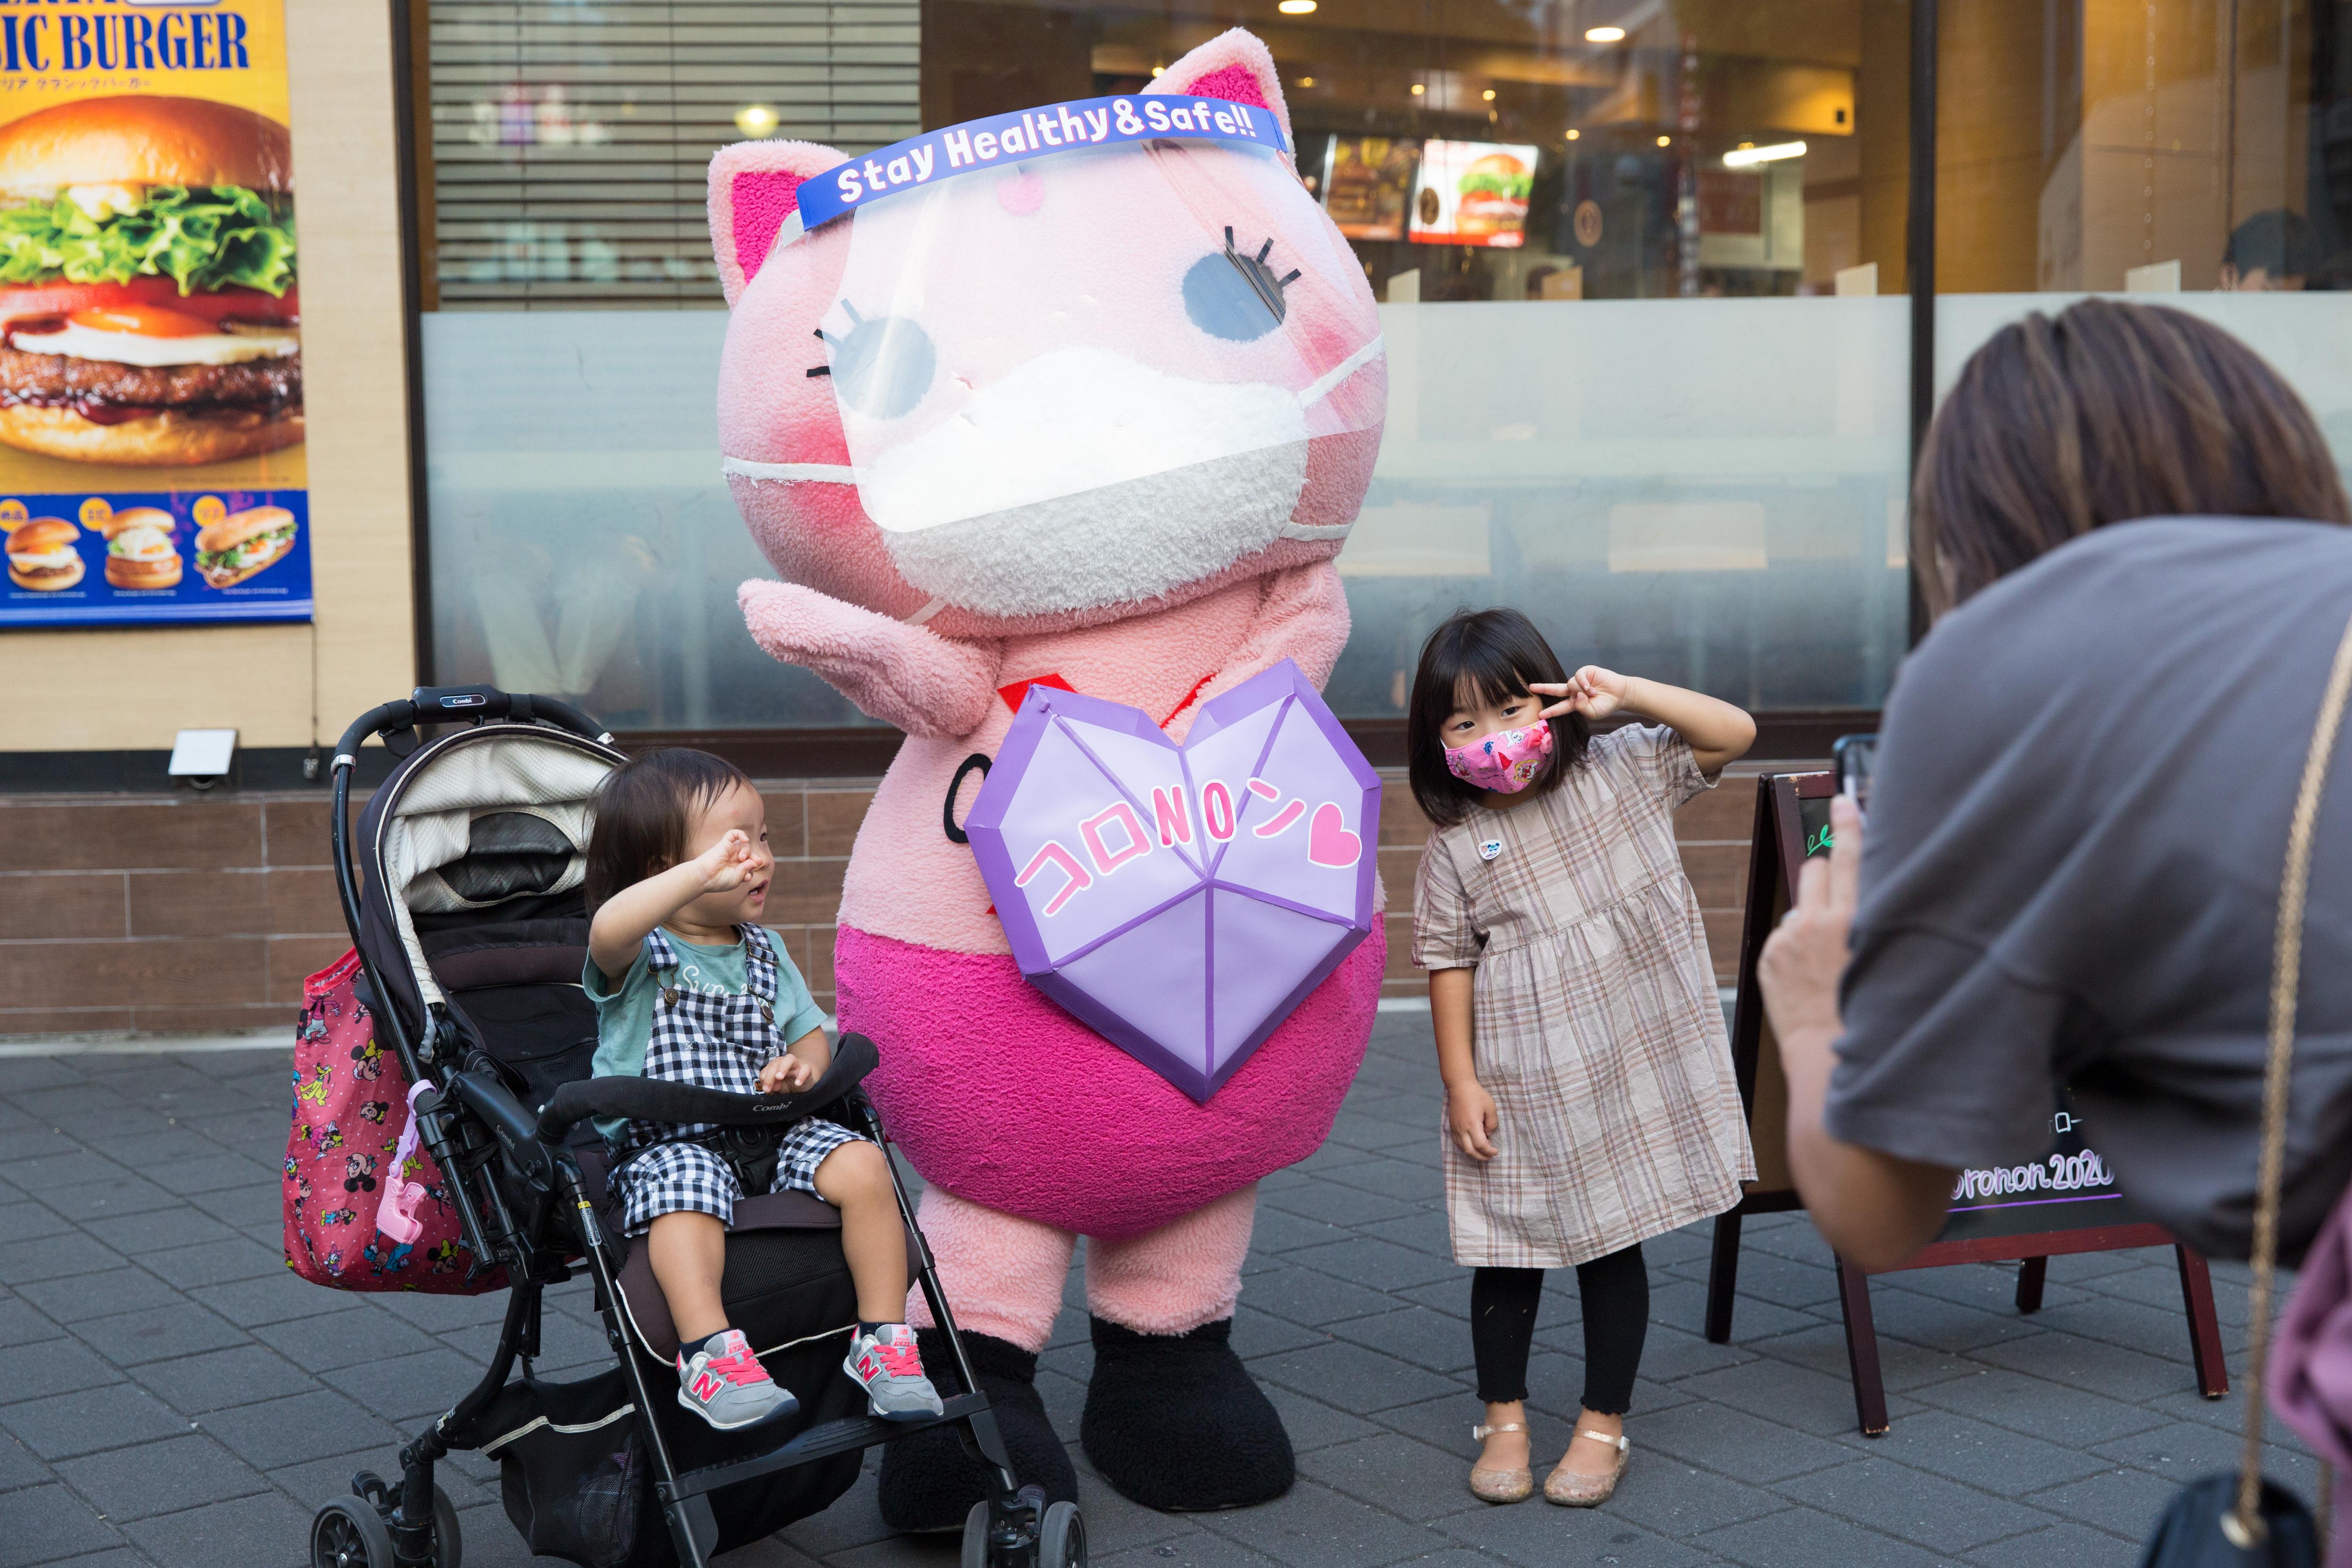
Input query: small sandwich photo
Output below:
<box><xmin>195</xmin><ymin>504</ymin><xmax>296</xmax><ymax>589</ymax></box>
<box><xmin>6</xmin><ymin>514</ymin><xmax>83</xmax><ymax>590</ymax></box>
<box><xmin>100</xmin><ymin>506</ymin><xmax>182</xmax><ymax>589</ymax></box>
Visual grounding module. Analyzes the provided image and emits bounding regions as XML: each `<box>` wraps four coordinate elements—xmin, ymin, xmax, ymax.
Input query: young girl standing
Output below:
<box><xmin>1409</xmin><ymin>608</ymin><xmax>1757</xmax><ymax>1508</ymax></box>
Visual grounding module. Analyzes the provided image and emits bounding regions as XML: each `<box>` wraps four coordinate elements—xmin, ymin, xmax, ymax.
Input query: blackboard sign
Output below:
<box><xmin>1705</xmin><ymin>772</ymin><xmax>2225</xmax><ymax>1434</ymax></box>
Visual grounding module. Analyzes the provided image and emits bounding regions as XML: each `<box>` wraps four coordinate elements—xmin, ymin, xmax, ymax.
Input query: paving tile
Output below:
<box><xmin>119</xmin><ymin>1489</ymin><xmax>315</xmax><ymax>1568</ymax></box>
<box><xmin>1261</xmin><ymin>1178</ymin><xmax>1422</xmax><ymax>1229</ymax></box>
<box><xmin>78</xmin><ymin>1205</ymin><xmax>242</xmax><ymax>1256</ymax></box>
<box><xmin>70</xmin><ymin>1303</ymin><xmax>249</xmax><ymax>1368</ymax></box>
<box><xmin>131</xmin><ymin>1343</ymin><xmax>320</xmax><ymax>1415</ymax></box>
<box><xmin>0</xmin><ymin>1150</ymin><xmax>124</xmax><ymax>1193</ymax></box>
<box><xmin>0</xmin><ymin>1431</ymin><xmax>47</xmax><ymax>1492</ymax></box>
<box><xmin>0</xmin><ymin>1295</ymin><xmax>61</xmax><ymax>1348</ymax></box>
<box><xmin>184</xmin><ymin>1183</ymin><xmax>282</xmax><ymax>1231</ymax></box>
<box><xmin>320</xmin><ymin>1345</ymin><xmax>493</xmax><ymax>1424</ymax></box>
<box><xmin>1772</xmin><ymin>1457</ymin><xmax>2046</xmax><ymax>1551</ymax></box>
<box><xmin>1675</xmin><ymin>1356</ymin><xmax>1923</xmax><ymax>1438</ymax></box>
<box><xmin>196</xmin><ymin>1388</ymin><xmax>405</xmax><ymax>1471</ymax></box>
<box><xmin>0</xmin><ymin>1231</ymin><xmax>124</xmax><ymax>1284</ymax></box>
<box><xmin>1254</xmin><ymin>1339</ymin><xmax>1466</xmax><ymax>1414</ymax></box>
<box><xmin>1650</xmin><ymin>1278</ymin><xmax>1821</xmax><ymax>1344</ymax></box>
<box><xmin>1909</xmin><ymin>1367</ymin><xmax>2173</xmax><ymax>1447</ymax></box>
<box><xmin>1439</xmin><ymin>1503</ymin><xmax>1713</xmax><ymax>1568</ymax></box>
<box><xmin>1604</xmin><ymin>1456</ymin><xmax>1784</xmax><ymax>1537</ymax></box>
<box><xmin>0</xmin><ymin>1200</ymin><xmax>75</xmax><ymax>1244</ymax></box>
<box><xmin>1699</xmin><ymin>1506</ymin><xmax>1947</xmax><ymax>1568</ymax></box>
<box><xmin>54</xmin><ymin>1433</ymin><xmax>269</xmax><ymax>1521</ymax></box>
<box><xmin>1971</xmin><ymin>1330</ymin><xmax>2209</xmax><ymax>1405</ymax></box>
<box><xmin>0</xmin><ymin>1482</ymin><xmax>123</xmax><ymax>1568</ymax></box>
<box><xmin>1242</xmin><ymin>1261</ymin><xmax>1407</xmax><ymax>1329</ymax></box>
<box><xmin>36</xmin><ymin>1174</ymin><xmax>182</xmax><ymax>1226</ymax></box>
<box><xmin>0</xmin><ymin>1382</ymin><xmax>187</xmax><ymax>1461</ymax></box>
<box><xmin>1259</xmin><ymin>1381</ymin><xmax>1383</xmax><ymax>1453</ymax></box>
<box><xmin>2016</xmin><ymin>1465</ymin><xmax>2179</xmax><ymax>1538</ymax></box>
<box><xmin>134</xmin><ymin>1152</ymin><xmax>276</xmax><ymax>1197</ymax></box>
<box><xmin>1331</xmin><ymin>1307</ymin><xmax>1479</xmax><ymax>1375</ymax></box>
<box><xmin>0</xmin><ymin>1336</ymin><xmax>127</xmax><ymax>1404</ymax></box>
<box><xmin>1965</xmin><ymin>1522</ymin><xmax>2140</xmax><ymax>1567</ymax></box>
<box><xmin>16</xmin><ymin>1265</ymin><xmax>191</xmax><ymax>1324</ymax></box>
<box><xmin>186</xmin><ymin>1268</ymin><xmax>359</xmax><ymax>1329</ymax></box>
<box><xmin>1285</xmin><ymin>1235</ymin><xmax>1462</xmax><ymax>1293</ymax></box>
<box><xmin>253</xmin><ymin>1305</ymin><xmax>441</xmax><ymax>1370</ymax></box>
<box><xmin>1192</xmin><ymin>1476</ymin><xmax>1454</xmax><ymax>1568</ymax></box>
<box><xmin>1296</xmin><ymin>1430</ymin><xmax>1483</xmax><ymax>1521</ymax></box>
<box><xmin>1857</xmin><ymin>1409</ymin><xmax>2113</xmax><ymax>1497</ymax></box>
<box><xmin>1630</xmin><ymin>1402</ymin><xmax>1853</xmax><ymax>1484</ymax></box>
<box><xmin>1740</xmin><ymin>1322</ymin><xmax>1970</xmax><ymax>1394</ymax></box>
<box><xmin>134</xmin><ymin>1237</ymin><xmax>285</xmax><ymax>1289</ymax></box>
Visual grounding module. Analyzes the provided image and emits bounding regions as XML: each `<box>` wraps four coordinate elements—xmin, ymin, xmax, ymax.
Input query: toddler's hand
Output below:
<box><xmin>1532</xmin><ymin>666</ymin><xmax>1629</xmax><ymax>722</ymax></box>
<box><xmin>1446</xmin><ymin>1080</ymin><xmax>1501</xmax><ymax>1162</ymax></box>
<box><xmin>758</xmin><ymin>1055</ymin><xmax>817</xmax><ymax>1094</ymax></box>
<box><xmin>693</xmin><ymin>829</ymin><xmax>758</xmax><ymax>892</ymax></box>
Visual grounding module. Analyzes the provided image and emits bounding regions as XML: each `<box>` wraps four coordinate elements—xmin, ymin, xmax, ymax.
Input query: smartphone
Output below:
<box><xmin>1833</xmin><ymin>732</ymin><xmax>1877</xmax><ymax>820</ymax></box>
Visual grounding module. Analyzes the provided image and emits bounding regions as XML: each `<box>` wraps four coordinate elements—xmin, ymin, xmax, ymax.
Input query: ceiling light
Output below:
<box><xmin>1279</xmin><ymin>0</ymin><xmax>1316</xmax><ymax>14</ymax></box>
<box><xmin>1565</xmin><ymin>128</ymin><xmax>1581</xmax><ymax>140</ymax></box>
<box><xmin>1150</xmin><ymin>65</ymin><xmax>1165</xmax><ymax>76</ymax></box>
<box><xmin>1299</xmin><ymin>76</ymin><xmax>1315</xmax><ymax>86</ymax></box>
<box><xmin>1410</xmin><ymin>82</ymin><xmax>1425</xmax><ymax>95</ymax></box>
<box><xmin>1585</xmin><ymin>25</ymin><xmax>1626</xmax><ymax>42</ymax></box>
<box><xmin>1655</xmin><ymin>134</ymin><xmax>1670</xmax><ymax>147</ymax></box>
<box><xmin>733</xmin><ymin>103</ymin><xmax>778</xmax><ymax>136</ymax></box>
<box><xmin>1722</xmin><ymin>139</ymin><xmax>1806</xmax><ymax>167</ymax></box>
<box><xmin>1481</xmin><ymin>88</ymin><xmax>1496</xmax><ymax>101</ymax></box>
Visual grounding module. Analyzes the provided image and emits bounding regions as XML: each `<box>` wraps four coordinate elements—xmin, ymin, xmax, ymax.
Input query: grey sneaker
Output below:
<box><xmin>677</xmin><ymin>1329</ymin><xmax>797</xmax><ymax>1431</ymax></box>
<box><xmin>845</xmin><ymin>1323</ymin><xmax>945</xmax><ymax>1420</ymax></box>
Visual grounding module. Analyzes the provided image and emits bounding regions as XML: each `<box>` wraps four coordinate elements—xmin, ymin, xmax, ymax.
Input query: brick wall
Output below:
<box><xmin>0</xmin><ymin>765</ymin><xmax>1775</xmax><ymax>1038</ymax></box>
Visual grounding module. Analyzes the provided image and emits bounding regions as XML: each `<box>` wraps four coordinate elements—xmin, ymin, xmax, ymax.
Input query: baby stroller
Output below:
<box><xmin>302</xmin><ymin>685</ymin><xmax>1085</xmax><ymax>1568</ymax></box>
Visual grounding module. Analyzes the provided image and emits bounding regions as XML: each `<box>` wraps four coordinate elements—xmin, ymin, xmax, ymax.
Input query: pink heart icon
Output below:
<box><xmin>1307</xmin><ymin>802</ymin><xmax>1361</xmax><ymax>868</ymax></box>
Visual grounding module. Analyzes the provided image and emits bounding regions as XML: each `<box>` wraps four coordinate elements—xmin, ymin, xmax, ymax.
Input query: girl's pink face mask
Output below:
<box><xmin>1444</xmin><ymin>720</ymin><xmax>1554</xmax><ymax>793</ymax></box>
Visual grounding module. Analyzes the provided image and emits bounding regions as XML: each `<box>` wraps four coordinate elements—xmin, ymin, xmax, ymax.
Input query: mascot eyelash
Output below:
<box><xmin>1221</xmin><ymin>226</ymin><xmax>1301</xmax><ymax>322</ymax></box>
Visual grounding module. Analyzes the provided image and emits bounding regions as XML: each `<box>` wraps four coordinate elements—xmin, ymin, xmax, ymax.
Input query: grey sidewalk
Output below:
<box><xmin>0</xmin><ymin>1016</ymin><xmax>2319</xmax><ymax>1568</ymax></box>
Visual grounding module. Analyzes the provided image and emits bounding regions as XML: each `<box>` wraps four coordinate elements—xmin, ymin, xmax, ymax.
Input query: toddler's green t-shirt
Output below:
<box><xmin>583</xmin><ymin>926</ymin><xmax>828</xmax><ymax>1142</ymax></box>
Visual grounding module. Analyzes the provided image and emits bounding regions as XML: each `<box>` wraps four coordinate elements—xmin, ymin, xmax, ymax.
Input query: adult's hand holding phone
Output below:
<box><xmin>1759</xmin><ymin>796</ymin><xmax>1956</xmax><ymax>1271</ymax></box>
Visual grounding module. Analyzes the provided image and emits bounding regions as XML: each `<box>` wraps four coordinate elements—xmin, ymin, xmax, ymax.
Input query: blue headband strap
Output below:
<box><xmin>784</xmin><ymin>93</ymin><xmax>1290</xmax><ymax>241</ymax></box>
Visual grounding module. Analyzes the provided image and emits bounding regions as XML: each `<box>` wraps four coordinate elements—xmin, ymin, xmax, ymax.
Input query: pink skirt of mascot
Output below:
<box><xmin>706</xmin><ymin>30</ymin><xmax>1386</xmax><ymax>1522</ymax></box>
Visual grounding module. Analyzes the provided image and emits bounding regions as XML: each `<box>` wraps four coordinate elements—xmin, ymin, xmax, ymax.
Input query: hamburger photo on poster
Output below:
<box><xmin>0</xmin><ymin>95</ymin><xmax>298</xmax><ymax>468</ymax></box>
<box><xmin>1407</xmin><ymin>140</ymin><xmax>1538</xmax><ymax>249</ymax></box>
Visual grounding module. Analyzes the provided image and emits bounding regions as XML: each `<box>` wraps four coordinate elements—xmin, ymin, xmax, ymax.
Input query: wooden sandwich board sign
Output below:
<box><xmin>1703</xmin><ymin>771</ymin><xmax>2229</xmax><ymax>1435</ymax></box>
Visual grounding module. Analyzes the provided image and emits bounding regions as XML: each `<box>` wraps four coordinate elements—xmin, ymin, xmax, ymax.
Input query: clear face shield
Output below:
<box><xmin>805</xmin><ymin>132</ymin><xmax>1384</xmax><ymax>543</ymax></box>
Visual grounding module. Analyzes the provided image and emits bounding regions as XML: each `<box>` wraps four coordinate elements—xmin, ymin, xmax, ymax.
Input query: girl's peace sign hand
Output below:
<box><xmin>1531</xmin><ymin>666</ymin><xmax>1630</xmax><ymax>722</ymax></box>
<box><xmin>692</xmin><ymin>829</ymin><xmax>759</xmax><ymax>892</ymax></box>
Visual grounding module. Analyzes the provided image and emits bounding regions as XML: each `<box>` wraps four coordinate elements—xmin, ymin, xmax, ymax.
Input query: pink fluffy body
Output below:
<box><xmin>707</xmin><ymin>29</ymin><xmax>1387</xmax><ymax>1239</ymax></box>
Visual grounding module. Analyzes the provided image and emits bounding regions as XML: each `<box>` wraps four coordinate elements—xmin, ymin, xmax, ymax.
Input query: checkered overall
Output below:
<box><xmin>608</xmin><ymin>924</ymin><xmax>858</xmax><ymax>1236</ymax></box>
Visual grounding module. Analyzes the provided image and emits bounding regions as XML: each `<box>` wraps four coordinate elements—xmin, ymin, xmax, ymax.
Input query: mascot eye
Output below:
<box><xmin>816</xmin><ymin>304</ymin><xmax>936</xmax><ymax>419</ymax></box>
<box><xmin>1184</xmin><ymin>227</ymin><xmax>1302</xmax><ymax>342</ymax></box>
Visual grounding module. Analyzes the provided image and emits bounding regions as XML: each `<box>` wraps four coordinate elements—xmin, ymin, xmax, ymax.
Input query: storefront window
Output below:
<box><xmin>414</xmin><ymin>1</ymin><xmax>1922</xmax><ymax>731</ymax></box>
<box><xmin>1933</xmin><ymin>2</ymin><xmax>2352</xmax><ymax>488</ymax></box>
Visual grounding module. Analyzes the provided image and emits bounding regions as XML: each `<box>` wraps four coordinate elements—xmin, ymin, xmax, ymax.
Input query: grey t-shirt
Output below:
<box><xmin>1827</xmin><ymin>517</ymin><xmax>2352</xmax><ymax>1263</ymax></box>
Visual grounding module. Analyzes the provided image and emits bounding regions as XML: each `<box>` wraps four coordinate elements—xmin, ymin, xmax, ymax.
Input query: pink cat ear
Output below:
<box><xmin>1146</xmin><ymin>28</ymin><xmax>1292</xmax><ymax>148</ymax></box>
<box><xmin>707</xmin><ymin>139</ymin><xmax>848</xmax><ymax>307</ymax></box>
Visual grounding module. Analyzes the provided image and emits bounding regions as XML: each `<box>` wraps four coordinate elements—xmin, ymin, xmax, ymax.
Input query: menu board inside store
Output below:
<box><xmin>1319</xmin><ymin>136</ymin><xmax>1419</xmax><ymax>241</ymax></box>
<box><xmin>1407</xmin><ymin>140</ymin><xmax>1537</xmax><ymax>249</ymax></box>
<box><xmin>0</xmin><ymin>0</ymin><xmax>310</xmax><ymax>629</ymax></box>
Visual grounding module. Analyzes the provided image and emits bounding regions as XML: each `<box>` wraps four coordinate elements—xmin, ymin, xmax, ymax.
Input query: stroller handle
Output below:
<box><xmin>330</xmin><ymin>686</ymin><xmax>612</xmax><ymax>769</ymax></box>
<box><xmin>535</xmin><ymin>1033</ymin><xmax>882</xmax><ymax>1144</ymax></box>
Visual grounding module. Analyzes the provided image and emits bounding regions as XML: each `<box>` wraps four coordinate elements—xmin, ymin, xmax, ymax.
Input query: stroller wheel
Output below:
<box><xmin>1038</xmin><ymin>1500</ymin><xmax>1087</xmax><ymax>1567</ymax></box>
<box><xmin>425</xmin><ymin>1483</ymin><xmax>464</xmax><ymax>1568</ymax></box>
<box><xmin>959</xmin><ymin>1501</ymin><xmax>990</xmax><ymax>1568</ymax></box>
<box><xmin>311</xmin><ymin>1498</ymin><xmax>393</xmax><ymax>1568</ymax></box>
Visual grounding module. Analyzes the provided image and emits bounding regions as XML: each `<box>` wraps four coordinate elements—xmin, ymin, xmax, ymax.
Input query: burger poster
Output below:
<box><xmin>1407</xmin><ymin>140</ymin><xmax>1538</xmax><ymax>249</ymax></box>
<box><xmin>0</xmin><ymin>0</ymin><xmax>308</xmax><ymax>628</ymax></box>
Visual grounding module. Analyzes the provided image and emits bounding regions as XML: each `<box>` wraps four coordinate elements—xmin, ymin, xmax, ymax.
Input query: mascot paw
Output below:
<box><xmin>1080</xmin><ymin>1315</ymin><xmax>1295</xmax><ymax>1512</ymax></box>
<box><xmin>876</xmin><ymin>1328</ymin><xmax>1077</xmax><ymax>1533</ymax></box>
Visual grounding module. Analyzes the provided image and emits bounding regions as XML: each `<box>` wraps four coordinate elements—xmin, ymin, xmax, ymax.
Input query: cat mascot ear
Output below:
<box><xmin>1144</xmin><ymin>28</ymin><xmax>1294</xmax><ymax>146</ymax></box>
<box><xmin>708</xmin><ymin>139</ymin><xmax>849</xmax><ymax>306</ymax></box>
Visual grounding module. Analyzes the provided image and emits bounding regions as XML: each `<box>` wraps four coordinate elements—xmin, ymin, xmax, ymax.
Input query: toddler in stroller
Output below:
<box><xmin>580</xmin><ymin>746</ymin><xmax>943</xmax><ymax>1432</ymax></box>
<box><xmin>299</xmin><ymin>686</ymin><xmax>1084</xmax><ymax>1568</ymax></box>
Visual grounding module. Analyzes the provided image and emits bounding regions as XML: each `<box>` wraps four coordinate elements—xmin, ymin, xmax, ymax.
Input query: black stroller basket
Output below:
<box><xmin>305</xmin><ymin>685</ymin><xmax>1082</xmax><ymax>1568</ymax></box>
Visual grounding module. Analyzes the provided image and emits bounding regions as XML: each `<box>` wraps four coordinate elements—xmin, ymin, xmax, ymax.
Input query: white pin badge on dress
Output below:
<box><xmin>1478</xmin><ymin>839</ymin><xmax>1503</xmax><ymax>861</ymax></box>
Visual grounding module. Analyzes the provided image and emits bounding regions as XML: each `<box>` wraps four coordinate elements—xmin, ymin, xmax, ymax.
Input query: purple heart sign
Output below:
<box><xmin>965</xmin><ymin>660</ymin><xmax>1381</xmax><ymax>1103</ymax></box>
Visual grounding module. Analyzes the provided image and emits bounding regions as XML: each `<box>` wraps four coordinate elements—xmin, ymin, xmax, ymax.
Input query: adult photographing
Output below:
<box><xmin>1758</xmin><ymin>297</ymin><xmax>2352</xmax><ymax>1553</ymax></box>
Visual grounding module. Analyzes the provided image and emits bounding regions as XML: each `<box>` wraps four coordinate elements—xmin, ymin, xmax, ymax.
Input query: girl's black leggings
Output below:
<box><xmin>1470</xmin><ymin>1244</ymin><xmax>1648</xmax><ymax>1415</ymax></box>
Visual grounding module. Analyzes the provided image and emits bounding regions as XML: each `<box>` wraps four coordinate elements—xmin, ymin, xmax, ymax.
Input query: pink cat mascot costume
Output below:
<box><xmin>705</xmin><ymin>31</ymin><xmax>1385</xmax><ymax>1520</ymax></box>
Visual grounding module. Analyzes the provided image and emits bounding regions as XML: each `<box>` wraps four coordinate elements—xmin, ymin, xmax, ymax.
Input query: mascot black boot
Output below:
<box><xmin>875</xmin><ymin>1327</ymin><xmax>1076</xmax><ymax>1532</ymax></box>
<box><xmin>1081</xmin><ymin>1314</ymin><xmax>1295</xmax><ymax>1511</ymax></box>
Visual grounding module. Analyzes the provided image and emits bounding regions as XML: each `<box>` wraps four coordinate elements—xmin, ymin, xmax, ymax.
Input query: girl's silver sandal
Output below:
<box><xmin>1544</xmin><ymin>1428</ymin><xmax>1630</xmax><ymax>1507</ymax></box>
<box><xmin>1469</xmin><ymin>1422</ymin><xmax>1534</xmax><ymax>1504</ymax></box>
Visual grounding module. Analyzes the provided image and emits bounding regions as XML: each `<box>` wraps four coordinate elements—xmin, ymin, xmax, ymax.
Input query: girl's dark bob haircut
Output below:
<box><xmin>1406</xmin><ymin>607</ymin><xmax>1589</xmax><ymax>828</ymax></box>
<box><xmin>584</xmin><ymin>747</ymin><xmax>758</xmax><ymax>912</ymax></box>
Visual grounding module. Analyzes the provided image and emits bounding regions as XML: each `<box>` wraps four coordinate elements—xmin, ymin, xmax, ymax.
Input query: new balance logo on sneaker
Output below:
<box><xmin>847</xmin><ymin>1322</ymin><xmax>945</xmax><ymax>1420</ymax></box>
<box><xmin>677</xmin><ymin>1328</ymin><xmax>798</xmax><ymax>1431</ymax></box>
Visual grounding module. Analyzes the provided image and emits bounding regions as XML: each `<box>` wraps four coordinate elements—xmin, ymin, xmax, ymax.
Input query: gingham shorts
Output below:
<box><xmin>612</xmin><ymin>1117</ymin><xmax>863</xmax><ymax>1236</ymax></box>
